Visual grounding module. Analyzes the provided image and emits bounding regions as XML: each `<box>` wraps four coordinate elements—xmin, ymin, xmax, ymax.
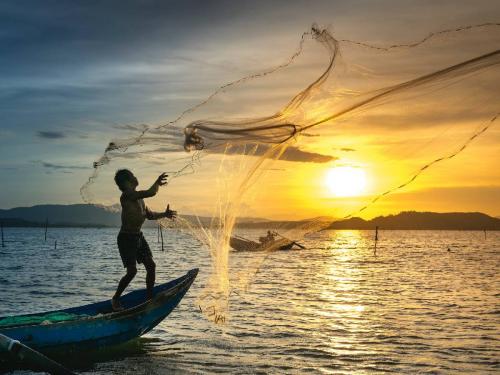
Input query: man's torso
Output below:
<box><xmin>120</xmin><ymin>196</ymin><xmax>146</xmax><ymax>233</ymax></box>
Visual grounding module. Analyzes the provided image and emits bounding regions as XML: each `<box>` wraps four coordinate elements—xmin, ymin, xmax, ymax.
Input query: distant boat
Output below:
<box><xmin>0</xmin><ymin>269</ymin><xmax>198</xmax><ymax>353</ymax></box>
<box><xmin>229</xmin><ymin>235</ymin><xmax>295</xmax><ymax>252</ymax></box>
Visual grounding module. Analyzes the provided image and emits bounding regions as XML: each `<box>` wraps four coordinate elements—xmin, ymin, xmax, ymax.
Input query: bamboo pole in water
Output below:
<box><xmin>1</xmin><ymin>220</ymin><xmax>4</xmax><ymax>248</ymax></box>
<box><xmin>44</xmin><ymin>218</ymin><xmax>48</xmax><ymax>242</ymax></box>
<box><xmin>0</xmin><ymin>333</ymin><xmax>75</xmax><ymax>375</ymax></box>
<box><xmin>160</xmin><ymin>224</ymin><xmax>164</xmax><ymax>251</ymax></box>
<box><xmin>374</xmin><ymin>226</ymin><xmax>379</xmax><ymax>256</ymax></box>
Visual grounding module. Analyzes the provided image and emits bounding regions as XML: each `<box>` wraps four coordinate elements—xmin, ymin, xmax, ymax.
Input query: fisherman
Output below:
<box><xmin>111</xmin><ymin>170</ymin><xmax>176</xmax><ymax>311</ymax></box>
<box><xmin>259</xmin><ymin>230</ymin><xmax>276</xmax><ymax>244</ymax></box>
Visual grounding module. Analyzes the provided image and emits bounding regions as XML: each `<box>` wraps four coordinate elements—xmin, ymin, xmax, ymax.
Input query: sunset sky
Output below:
<box><xmin>1</xmin><ymin>0</ymin><xmax>499</xmax><ymax>220</ymax></box>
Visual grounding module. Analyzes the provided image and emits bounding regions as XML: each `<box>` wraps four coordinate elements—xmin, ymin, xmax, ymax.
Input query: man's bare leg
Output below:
<box><xmin>112</xmin><ymin>265</ymin><xmax>137</xmax><ymax>311</ymax></box>
<box><xmin>143</xmin><ymin>257</ymin><xmax>156</xmax><ymax>300</ymax></box>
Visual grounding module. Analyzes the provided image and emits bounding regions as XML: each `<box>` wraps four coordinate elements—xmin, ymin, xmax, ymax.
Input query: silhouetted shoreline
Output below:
<box><xmin>1</xmin><ymin>204</ymin><xmax>499</xmax><ymax>230</ymax></box>
<box><xmin>325</xmin><ymin>211</ymin><xmax>500</xmax><ymax>231</ymax></box>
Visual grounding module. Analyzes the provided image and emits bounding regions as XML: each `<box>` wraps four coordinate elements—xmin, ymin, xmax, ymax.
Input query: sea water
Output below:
<box><xmin>0</xmin><ymin>228</ymin><xmax>498</xmax><ymax>374</ymax></box>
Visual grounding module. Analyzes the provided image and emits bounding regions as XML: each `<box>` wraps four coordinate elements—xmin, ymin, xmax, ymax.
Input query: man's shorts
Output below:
<box><xmin>117</xmin><ymin>232</ymin><xmax>153</xmax><ymax>268</ymax></box>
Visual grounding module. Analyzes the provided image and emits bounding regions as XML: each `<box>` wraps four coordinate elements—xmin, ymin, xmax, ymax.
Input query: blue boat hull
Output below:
<box><xmin>0</xmin><ymin>269</ymin><xmax>198</xmax><ymax>352</ymax></box>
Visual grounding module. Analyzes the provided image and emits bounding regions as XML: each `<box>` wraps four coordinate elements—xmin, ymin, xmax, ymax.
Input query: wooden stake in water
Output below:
<box><xmin>44</xmin><ymin>218</ymin><xmax>48</xmax><ymax>242</ymax></box>
<box><xmin>374</xmin><ymin>226</ymin><xmax>379</xmax><ymax>256</ymax></box>
<box><xmin>484</xmin><ymin>229</ymin><xmax>487</xmax><ymax>240</ymax></box>
<box><xmin>1</xmin><ymin>220</ymin><xmax>4</xmax><ymax>248</ymax></box>
<box><xmin>157</xmin><ymin>223</ymin><xmax>160</xmax><ymax>243</ymax></box>
<box><xmin>54</xmin><ymin>240</ymin><xmax>57</xmax><ymax>250</ymax></box>
<box><xmin>160</xmin><ymin>224</ymin><xmax>164</xmax><ymax>251</ymax></box>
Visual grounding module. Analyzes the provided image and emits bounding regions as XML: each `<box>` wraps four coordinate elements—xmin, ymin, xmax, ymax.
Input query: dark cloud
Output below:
<box><xmin>0</xmin><ymin>0</ymin><xmax>275</xmax><ymax>137</ymax></box>
<box><xmin>113</xmin><ymin>124</ymin><xmax>147</xmax><ymax>132</ymax></box>
<box><xmin>0</xmin><ymin>1</ymin><xmax>262</xmax><ymax>77</ymax></box>
<box><xmin>0</xmin><ymin>166</ymin><xmax>18</xmax><ymax>171</ymax></box>
<box><xmin>222</xmin><ymin>145</ymin><xmax>337</xmax><ymax>163</ymax></box>
<box><xmin>34</xmin><ymin>160</ymin><xmax>88</xmax><ymax>171</ymax></box>
<box><xmin>280</xmin><ymin>146</ymin><xmax>337</xmax><ymax>163</ymax></box>
<box><xmin>37</xmin><ymin>131</ymin><xmax>65</xmax><ymax>139</ymax></box>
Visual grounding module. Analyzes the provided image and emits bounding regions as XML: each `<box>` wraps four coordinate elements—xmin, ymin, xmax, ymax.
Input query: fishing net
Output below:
<box><xmin>0</xmin><ymin>312</ymin><xmax>86</xmax><ymax>328</ymax></box>
<box><xmin>81</xmin><ymin>23</ymin><xmax>500</xmax><ymax>322</ymax></box>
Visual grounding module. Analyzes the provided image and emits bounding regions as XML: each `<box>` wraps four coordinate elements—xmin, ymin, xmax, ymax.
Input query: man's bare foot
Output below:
<box><xmin>111</xmin><ymin>296</ymin><xmax>124</xmax><ymax>312</ymax></box>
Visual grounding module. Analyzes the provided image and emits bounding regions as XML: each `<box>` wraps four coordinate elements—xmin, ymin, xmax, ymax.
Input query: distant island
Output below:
<box><xmin>0</xmin><ymin>204</ymin><xmax>122</xmax><ymax>228</ymax></box>
<box><xmin>0</xmin><ymin>204</ymin><xmax>499</xmax><ymax>230</ymax></box>
<box><xmin>0</xmin><ymin>204</ymin><xmax>268</xmax><ymax>229</ymax></box>
<box><xmin>325</xmin><ymin>211</ymin><xmax>500</xmax><ymax>231</ymax></box>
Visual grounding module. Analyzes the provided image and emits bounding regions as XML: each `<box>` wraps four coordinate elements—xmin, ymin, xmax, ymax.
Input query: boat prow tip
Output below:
<box><xmin>187</xmin><ymin>268</ymin><xmax>199</xmax><ymax>278</ymax></box>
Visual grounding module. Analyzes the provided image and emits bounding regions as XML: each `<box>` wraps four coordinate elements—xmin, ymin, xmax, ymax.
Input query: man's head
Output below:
<box><xmin>114</xmin><ymin>169</ymin><xmax>138</xmax><ymax>191</ymax></box>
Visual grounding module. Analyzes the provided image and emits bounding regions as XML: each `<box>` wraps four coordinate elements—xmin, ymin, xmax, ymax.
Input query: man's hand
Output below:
<box><xmin>165</xmin><ymin>204</ymin><xmax>177</xmax><ymax>220</ymax></box>
<box><xmin>155</xmin><ymin>172</ymin><xmax>168</xmax><ymax>186</ymax></box>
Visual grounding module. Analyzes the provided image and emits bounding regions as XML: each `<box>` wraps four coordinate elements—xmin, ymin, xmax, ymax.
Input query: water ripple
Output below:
<box><xmin>0</xmin><ymin>228</ymin><xmax>499</xmax><ymax>374</ymax></box>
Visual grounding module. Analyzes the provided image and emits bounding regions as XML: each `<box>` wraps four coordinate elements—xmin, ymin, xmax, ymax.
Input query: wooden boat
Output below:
<box><xmin>0</xmin><ymin>333</ymin><xmax>75</xmax><ymax>374</ymax></box>
<box><xmin>0</xmin><ymin>268</ymin><xmax>198</xmax><ymax>353</ymax></box>
<box><xmin>230</xmin><ymin>236</ymin><xmax>294</xmax><ymax>252</ymax></box>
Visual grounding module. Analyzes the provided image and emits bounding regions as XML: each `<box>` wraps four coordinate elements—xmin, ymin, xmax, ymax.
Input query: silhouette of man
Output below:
<box><xmin>111</xmin><ymin>169</ymin><xmax>176</xmax><ymax>311</ymax></box>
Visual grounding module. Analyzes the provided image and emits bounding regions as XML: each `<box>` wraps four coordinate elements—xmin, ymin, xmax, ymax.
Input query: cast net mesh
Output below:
<box><xmin>81</xmin><ymin>24</ymin><xmax>499</xmax><ymax>322</ymax></box>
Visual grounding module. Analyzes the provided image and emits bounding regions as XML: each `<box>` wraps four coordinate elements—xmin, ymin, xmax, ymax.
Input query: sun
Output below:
<box><xmin>325</xmin><ymin>166</ymin><xmax>367</xmax><ymax>197</ymax></box>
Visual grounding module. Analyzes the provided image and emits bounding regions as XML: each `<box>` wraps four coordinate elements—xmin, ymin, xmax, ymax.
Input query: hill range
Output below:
<box><xmin>0</xmin><ymin>204</ymin><xmax>499</xmax><ymax>230</ymax></box>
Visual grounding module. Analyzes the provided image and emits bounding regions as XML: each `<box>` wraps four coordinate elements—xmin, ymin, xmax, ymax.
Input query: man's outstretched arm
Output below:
<box><xmin>146</xmin><ymin>204</ymin><xmax>177</xmax><ymax>220</ymax></box>
<box><xmin>123</xmin><ymin>173</ymin><xmax>168</xmax><ymax>201</ymax></box>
